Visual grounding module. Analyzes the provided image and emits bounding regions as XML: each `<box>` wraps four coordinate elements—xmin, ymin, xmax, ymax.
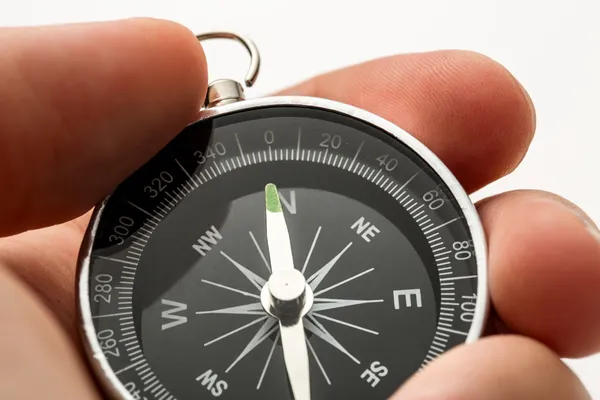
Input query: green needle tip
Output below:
<box><xmin>265</xmin><ymin>183</ymin><xmax>282</xmax><ymax>212</ymax></box>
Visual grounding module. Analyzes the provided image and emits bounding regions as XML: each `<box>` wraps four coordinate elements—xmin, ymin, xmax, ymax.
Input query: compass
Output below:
<box><xmin>77</xmin><ymin>32</ymin><xmax>488</xmax><ymax>400</ymax></box>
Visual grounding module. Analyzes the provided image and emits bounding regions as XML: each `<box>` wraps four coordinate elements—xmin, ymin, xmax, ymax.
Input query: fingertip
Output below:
<box><xmin>277</xmin><ymin>49</ymin><xmax>537</xmax><ymax>193</ymax></box>
<box><xmin>479</xmin><ymin>190</ymin><xmax>600</xmax><ymax>358</ymax></box>
<box><xmin>83</xmin><ymin>17</ymin><xmax>209</xmax><ymax>119</ymax></box>
<box><xmin>420</xmin><ymin>49</ymin><xmax>536</xmax><ymax>186</ymax></box>
<box><xmin>125</xmin><ymin>17</ymin><xmax>208</xmax><ymax>92</ymax></box>
<box><xmin>0</xmin><ymin>18</ymin><xmax>208</xmax><ymax>234</ymax></box>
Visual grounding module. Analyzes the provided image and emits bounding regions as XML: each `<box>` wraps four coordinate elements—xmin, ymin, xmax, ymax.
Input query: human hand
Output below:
<box><xmin>0</xmin><ymin>18</ymin><xmax>598</xmax><ymax>399</ymax></box>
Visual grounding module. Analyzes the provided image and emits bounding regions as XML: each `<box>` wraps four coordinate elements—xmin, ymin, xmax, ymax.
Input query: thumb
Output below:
<box><xmin>391</xmin><ymin>335</ymin><xmax>591</xmax><ymax>399</ymax></box>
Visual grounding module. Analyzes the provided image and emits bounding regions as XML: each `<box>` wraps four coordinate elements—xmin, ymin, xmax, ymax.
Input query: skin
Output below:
<box><xmin>0</xmin><ymin>17</ymin><xmax>598</xmax><ymax>400</ymax></box>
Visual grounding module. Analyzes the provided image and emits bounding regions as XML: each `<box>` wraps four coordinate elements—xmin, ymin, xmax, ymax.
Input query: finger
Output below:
<box><xmin>392</xmin><ymin>335</ymin><xmax>590</xmax><ymax>399</ymax></box>
<box><xmin>0</xmin><ymin>18</ymin><xmax>207</xmax><ymax>236</ymax></box>
<box><xmin>478</xmin><ymin>190</ymin><xmax>600</xmax><ymax>358</ymax></box>
<box><xmin>278</xmin><ymin>50</ymin><xmax>535</xmax><ymax>194</ymax></box>
<box><xmin>0</xmin><ymin>266</ymin><xmax>100</xmax><ymax>399</ymax></box>
<box><xmin>0</xmin><ymin>212</ymin><xmax>92</xmax><ymax>334</ymax></box>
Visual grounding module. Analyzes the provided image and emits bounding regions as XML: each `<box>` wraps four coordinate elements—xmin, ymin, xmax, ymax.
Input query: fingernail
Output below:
<box><xmin>539</xmin><ymin>195</ymin><xmax>600</xmax><ymax>243</ymax></box>
<box><xmin>581</xmin><ymin>215</ymin><xmax>600</xmax><ymax>243</ymax></box>
<box><xmin>561</xmin><ymin>200</ymin><xmax>600</xmax><ymax>243</ymax></box>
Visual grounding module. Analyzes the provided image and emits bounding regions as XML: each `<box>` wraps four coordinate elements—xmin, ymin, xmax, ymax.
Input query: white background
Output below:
<box><xmin>1</xmin><ymin>0</ymin><xmax>599</xmax><ymax>397</ymax></box>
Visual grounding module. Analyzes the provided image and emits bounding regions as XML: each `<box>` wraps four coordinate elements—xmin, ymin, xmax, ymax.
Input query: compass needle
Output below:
<box><xmin>264</xmin><ymin>183</ymin><xmax>295</xmax><ymax>272</ymax></box>
<box><xmin>79</xmin><ymin>38</ymin><xmax>486</xmax><ymax>399</ymax></box>
<box><xmin>280</xmin><ymin>321</ymin><xmax>311</xmax><ymax>400</ymax></box>
<box><xmin>263</xmin><ymin>183</ymin><xmax>312</xmax><ymax>399</ymax></box>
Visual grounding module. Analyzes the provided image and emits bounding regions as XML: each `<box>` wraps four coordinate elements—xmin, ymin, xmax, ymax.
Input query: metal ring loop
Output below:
<box><xmin>196</xmin><ymin>31</ymin><xmax>260</xmax><ymax>87</ymax></box>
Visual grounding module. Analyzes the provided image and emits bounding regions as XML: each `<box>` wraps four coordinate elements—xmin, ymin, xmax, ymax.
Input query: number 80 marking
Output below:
<box><xmin>452</xmin><ymin>240</ymin><xmax>473</xmax><ymax>260</ymax></box>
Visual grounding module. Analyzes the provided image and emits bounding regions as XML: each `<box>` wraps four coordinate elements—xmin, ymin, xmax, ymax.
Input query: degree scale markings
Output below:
<box><xmin>97</xmin><ymin>255</ymin><xmax>137</xmax><ymax>266</ymax></box>
<box><xmin>90</xmin><ymin>126</ymin><xmax>477</xmax><ymax>399</ymax></box>
<box><xmin>175</xmin><ymin>158</ymin><xmax>199</xmax><ymax>189</ymax></box>
<box><xmin>440</xmin><ymin>275</ymin><xmax>477</xmax><ymax>282</ymax></box>
<box><xmin>92</xmin><ymin>311</ymin><xmax>132</xmax><ymax>319</ymax></box>
<box><xmin>90</xmin><ymin>189</ymin><xmax>176</xmax><ymax>399</ymax></box>
<box><xmin>182</xmin><ymin>138</ymin><xmax>466</xmax><ymax>373</ymax></box>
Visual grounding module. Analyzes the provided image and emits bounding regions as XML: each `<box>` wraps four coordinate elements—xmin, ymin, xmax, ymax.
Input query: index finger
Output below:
<box><xmin>0</xmin><ymin>18</ymin><xmax>207</xmax><ymax>236</ymax></box>
<box><xmin>278</xmin><ymin>50</ymin><xmax>536</xmax><ymax>194</ymax></box>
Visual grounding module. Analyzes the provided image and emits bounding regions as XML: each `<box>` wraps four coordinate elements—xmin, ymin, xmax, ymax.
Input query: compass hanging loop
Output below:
<box><xmin>196</xmin><ymin>31</ymin><xmax>261</xmax><ymax>108</ymax></box>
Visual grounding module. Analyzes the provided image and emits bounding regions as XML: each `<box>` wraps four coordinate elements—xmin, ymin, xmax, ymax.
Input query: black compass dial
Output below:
<box><xmin>82</xmin><ymin>103</ymin><xmax>484</xmax><ymax>400</ymax></box>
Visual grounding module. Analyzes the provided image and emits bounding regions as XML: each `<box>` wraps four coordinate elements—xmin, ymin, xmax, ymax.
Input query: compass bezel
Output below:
<box><xmin>76</xmin><ymin>95</ymin><xmax>489</xmax><ymax>400</ymax></box>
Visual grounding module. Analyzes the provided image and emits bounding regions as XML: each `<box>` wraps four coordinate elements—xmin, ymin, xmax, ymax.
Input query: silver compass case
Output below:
<box><xmin>77</xmin><ymin>32</ymin><xmax>489</xmax><ymax>400</ymax></box>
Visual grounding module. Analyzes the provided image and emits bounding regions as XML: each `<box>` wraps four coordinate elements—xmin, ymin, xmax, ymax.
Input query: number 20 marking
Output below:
<box><xmin>320</xmin><ymin>133</ymin><xmax>342</xmax><ymax>149</ymax></box>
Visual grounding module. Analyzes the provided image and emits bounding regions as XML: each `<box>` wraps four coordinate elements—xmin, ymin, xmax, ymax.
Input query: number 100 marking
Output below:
<box><xmin>460</xmin><ymin>294</ymin><xmax>477</xmax><ymax>322</ymax></box>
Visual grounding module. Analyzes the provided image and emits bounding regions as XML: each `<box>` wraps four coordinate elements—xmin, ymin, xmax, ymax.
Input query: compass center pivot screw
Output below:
<box><xmin>270</xmin><ymin>269</ymin><xmax>305</xmax><ymax>302</ymax></box>
<box><xmin>261</xmin><ymin>270</ymin><xmax>314</xmax><ymax>322</ymax></box>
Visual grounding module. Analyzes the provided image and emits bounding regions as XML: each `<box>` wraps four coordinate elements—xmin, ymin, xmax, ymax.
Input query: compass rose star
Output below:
<box><xmin>195</xmin><ymin>228</ymin><xmax>383</xmax><ymax>388</ymax></box>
